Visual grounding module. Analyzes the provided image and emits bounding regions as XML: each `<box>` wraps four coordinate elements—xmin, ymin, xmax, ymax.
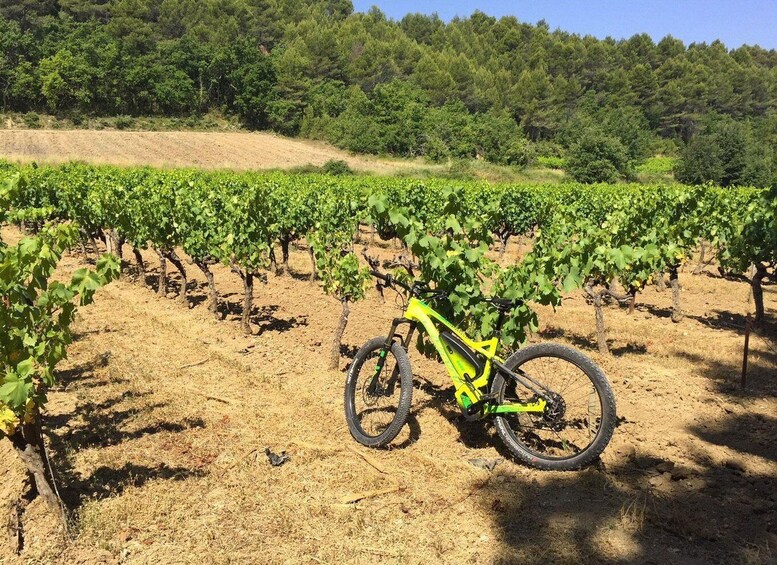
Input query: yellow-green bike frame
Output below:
<box><xmin>382</xmin><ymin>297</ymin><xmax>547</xmax><ymax>417</ymax></box>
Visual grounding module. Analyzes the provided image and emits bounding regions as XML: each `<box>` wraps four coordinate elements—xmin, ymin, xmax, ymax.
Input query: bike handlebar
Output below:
<box><xmin>368</xmin><ymin>270</ymin><xmax>522</xmax><ymax>311</ymax></box>
<box><xmin>369</xmin><ymin>269</ymin><xmax>431</xmax><ymax>297</ymax></box>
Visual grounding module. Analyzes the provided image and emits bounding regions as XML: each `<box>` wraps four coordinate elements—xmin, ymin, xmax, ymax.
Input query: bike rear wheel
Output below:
<box><xmin>491</xmin><ymin>342</ymin><xmax>616</xmax><ymax>471</ymax></box>
<box><xmin>344</xmin><ymin>337</ymin><xmax>413</xmax><ymax>448</ymax></box>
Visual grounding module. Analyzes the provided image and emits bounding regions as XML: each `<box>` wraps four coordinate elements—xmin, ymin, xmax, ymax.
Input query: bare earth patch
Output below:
<box><xmin>0</xmin><ymin>130</ymin><xmax>433</xmax><ymax>174</ymax></box>
<box><xmin>1</xmin><ymin>230</ymin><xmax>775</xmax><ymax>564</ymax></box>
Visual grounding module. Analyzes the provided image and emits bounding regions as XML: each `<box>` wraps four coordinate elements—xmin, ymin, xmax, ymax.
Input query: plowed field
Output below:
<box><xmin>0</xmin><ymin>129</ymin><xmax>428</xmax><ymax>174</ymax></box>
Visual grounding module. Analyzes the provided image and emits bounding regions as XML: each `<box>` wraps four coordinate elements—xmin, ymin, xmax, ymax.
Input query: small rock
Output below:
<box><xmin>648</xmin><ymin>473</ymin><xmax>672</xmax><ymax>490</ymax></box>
<box><xmin>671</xmin><ymin>465</ymin><xmax>694</xmax><ymax>481</ymax></box>
<box><xmin>265</xmin><ymin>448</ymin><xmax>290</xmax><ymax>467</ymax></box>
<box><xmin>724</xmin><ymin>459</ymin><xmax>746</xmax><ymax>473</ymax></box>
<box><xmin>468</xmin><ymin>458</ymin><xmax>504</xmax><ymax>472</ymax></box>
<box><xmin>656</xmin><ymin>461</ymin><xmax>675</xmax><ymax>473</ymax></box>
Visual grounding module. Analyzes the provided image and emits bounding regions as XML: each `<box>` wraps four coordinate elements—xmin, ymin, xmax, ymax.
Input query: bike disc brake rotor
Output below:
<box><xmin>361</xmin><ymin>374</ymin><xmax>385</xmax><ymax>406</ymax></box>
<box><xmin>542</xmin><ymin>392</ymin><xmax>567</xmax><ymax>431</ymax></box>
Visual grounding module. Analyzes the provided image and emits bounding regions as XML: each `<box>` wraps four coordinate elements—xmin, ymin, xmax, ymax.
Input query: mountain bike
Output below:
<box><xmin>344</xmin><ymin>268</ymin><xmax>617</xmax><ymax>471</ymax></box>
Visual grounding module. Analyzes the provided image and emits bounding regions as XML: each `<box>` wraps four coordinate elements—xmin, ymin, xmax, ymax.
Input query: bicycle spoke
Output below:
<box><xmin>353</xmin><ymin>349</ymin><xmax>402</xmax><ymax>438</ymax></box>
<box><xmin>500</xmin><ymin>354</ymin><xmax>605</xmax><ymax>461</ymax></box>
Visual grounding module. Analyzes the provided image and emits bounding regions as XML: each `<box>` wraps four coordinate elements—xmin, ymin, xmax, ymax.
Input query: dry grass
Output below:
<box><xmin>0</xmin><ymin>129</ymin><xmax>435</xmax><ymax>175</ymax></box>
<box><xmin>0</xmin><ymin>228</ymin><xmax>775</xmax><ymax>564</ymax></box>
<box><xmin>0</xmin><ymin>129</ymin><xmax>575</xmax><ymax>183</ymax></box>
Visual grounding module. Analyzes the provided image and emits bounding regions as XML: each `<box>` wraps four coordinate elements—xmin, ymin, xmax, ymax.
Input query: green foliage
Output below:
<box><xmin>566</xmin><ymin>131</ymin><xmax>631</xmax><ymax>183</ymax></box>
<box><xmin>675</xmin><ymin>135</ymin><xmax>724</xmax><ymax>185</ymax></box>
<box><xmin>39</xmin><ymin>49</ymin><xmax>94</xmax><ymax>113</ymax></box>
<box><xmin>313</xmin><ymin>237</ymin><xmax>370</xmax><ymax>303</ymax></box>
<box><xmin>227</xmin><ymin>40</ymin><xmax>278</xmax><ymax>129</ymax></box>
<box><xmin>502</xmin><ymin>138</ymin><xmax>535</xmax><ymax>168</ymax></box>
<box><xmin>637</xmin><ymin>156</ymin><xmax>677</xmax><ymax>175</ymax></box>
<box><xmin>23</xmin><ymin>112</ymin><xmax>41</xmax><ymax>129</ymax></box>
<box><xmin>3</xmin><ymin>3</ymin><xmax>777</xmax><ymax>171</ymax></box>
<box><xmin>321</xmin><ymin>159</ymin><xmax>353</xmax><ymax>176</ymax></box>
<box><xmin>536</xmin><ymin>156</ymin><xmax>565</xmax><ymax>169</ymax></box>
<box><xmin>6</xmin><ymin>160</ymin><xmax>768</xmax><ymax>354</ymax></box>
<box><xmin>0</xmin><ymin>174</ymin><xmax>118</xmax><ymax>437</ymax></box>
<box><xmin>719</xmin><ymin>187</ymin><xmax>777</xmax><ymax>273</ymax></box>
<box><xmin>676</xmin><ymin>118</ymin><xmax>776</xmax><ymax>188</ymax></box>
<box><xmin>221</xmin><ymin>178</ymin><xmax>276</xmax><ymax>274</ymax></box>
<box><xmin>114</xmin><ymin>115</ymin><xmax>135</xmax><ymax>130</ymax></box>
<box><xmin>369</xmin><ymin>186</ymin><xmax>561</xmax><ymax>349</ymax></box>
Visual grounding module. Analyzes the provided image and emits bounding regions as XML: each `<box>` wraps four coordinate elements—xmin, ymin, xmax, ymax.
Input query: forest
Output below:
<box><xmin>1</xmin><ymin>0</ymin><xmax>777</xmax><ymax>185</ymax></box>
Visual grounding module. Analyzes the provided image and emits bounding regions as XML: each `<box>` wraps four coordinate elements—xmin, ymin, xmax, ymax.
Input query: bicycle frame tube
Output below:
<box><xmin>403</xmin><ymin>298</ymin><xmax>499</xmax><ymax>409</ymax></box>
<box><xmin>400</xmin><ymin>297</ymin><xmax>549</xmax><ymax>415</ymax></box>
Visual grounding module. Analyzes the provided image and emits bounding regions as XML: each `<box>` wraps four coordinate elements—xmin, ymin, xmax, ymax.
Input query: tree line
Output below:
<box><xmin>1</xmin><ymin>1</ymin><xmax>777</xmax><ymax>183</ymax></box>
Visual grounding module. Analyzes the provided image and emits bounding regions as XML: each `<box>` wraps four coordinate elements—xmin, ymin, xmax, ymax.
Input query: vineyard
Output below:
<box><xmin>5</xmin><ymin>162</ymin><xmax>774</xmax><ymax>341</ymax></box>
<box><xmin>1</xmin><ymin>162</ymin><xmax>776</xmax><ymax>562</ymax></box>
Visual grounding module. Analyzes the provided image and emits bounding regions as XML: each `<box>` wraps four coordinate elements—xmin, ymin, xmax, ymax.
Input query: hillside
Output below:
<box><xmin>2</xmin><ymin>1</ymin><xmax>776</xmax><ymax>181</ymax></box>
<box><xmin>0</xmin><ymin>129</ymin><xmax>432</xmax><ymax>174</ymax></box>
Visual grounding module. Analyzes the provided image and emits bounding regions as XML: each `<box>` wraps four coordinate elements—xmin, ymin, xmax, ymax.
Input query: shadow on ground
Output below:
<box><xmin>481</xmin><ymin>407</ymin><xmax>777</xmax><ymax>564</ymax></box>
<box><xmin>539</xmin><ymin>325</ymin><xmax>648</xmax><ymax>356</ymax></box>
<box><xmin>45</xmin><ymin>358</ymin><xmax>208</xmax><ymax>511</ymax></box>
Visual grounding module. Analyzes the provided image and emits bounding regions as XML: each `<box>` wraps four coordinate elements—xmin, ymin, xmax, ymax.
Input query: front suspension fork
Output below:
<box><xmin>368</xmin><ymin>318</ymin><xmax>415</xmax><ymax>395</ymax></box>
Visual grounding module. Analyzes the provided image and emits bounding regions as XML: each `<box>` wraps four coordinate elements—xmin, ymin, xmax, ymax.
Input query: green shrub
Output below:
<box><xmin>566</xmin><ymin>130</ymin><xmax>630</xmax><ymax>183</ymax></box>
<box><xmin>503</xmin><ymin>138</ymin><xmax>534</xmax><ymax>168</ymax></box>
<box><xmin>424</xmin><ymin>136</ymin><xmax>450</xmax><ymax>163</ymax></box>
<box><xmin>114</xmin><ymin>116</ymin><xmax>135</xmax><ymax>130</ymax></box>
<box><xmin>675</xmin><ymin>136</ymin><xmax>723</xmax><ymax>185</ymax></box>
<box><xmin>637</xmin><ymin>156</ymin><xmax>677</xmax><ymax>175</ymax></box>
<box><xmin>68</xmin><ymin>111</ymin><xmax>85</xmax><ymax>126</ymax></box>
<box><xmin>23</xmin><ymin>112</ymin><xmax>41</xmax><ymax>129</ymax></box>
<box><xmin>536</xmin><ymin>155</ymin><xmax>566</xmax><ymax>169</ymax></box>
<box><xmin>442</xmin><ymin>159</ymin><xmax>476</xmax><ymax>180</ymax></box>
<box><xmin>322</xmin><ymin>159</ymin><xmax>353</xmax><ymax>176</ymax></box>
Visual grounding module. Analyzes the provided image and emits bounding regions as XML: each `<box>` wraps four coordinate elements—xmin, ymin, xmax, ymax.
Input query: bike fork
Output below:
<box><xmin>368</xmin><ymin>318</ymin><xmax>415</xmax><ymax>395</ymax></box>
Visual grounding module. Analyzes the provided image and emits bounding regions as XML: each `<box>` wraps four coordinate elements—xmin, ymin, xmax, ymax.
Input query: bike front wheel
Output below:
<box><xmin>344</xmin><ymin>337</ymin><xmax>413</xmax><ymax>448</ymax></box>
<box><xmin>491</xmin><ymin>342</ymin><xmax>616</xmax><ymax>471</ymax></box>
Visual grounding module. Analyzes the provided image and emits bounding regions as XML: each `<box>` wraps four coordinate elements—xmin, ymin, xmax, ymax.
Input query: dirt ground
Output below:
<box><xmin>1</xmin><ymin>228</ymin><xmax>776</xmax><ymax>564</ymax></box>
<box><xmin>0</xmin><ymin>130</ymin><xmax>433</xmax><ymax>174</ymax></box>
